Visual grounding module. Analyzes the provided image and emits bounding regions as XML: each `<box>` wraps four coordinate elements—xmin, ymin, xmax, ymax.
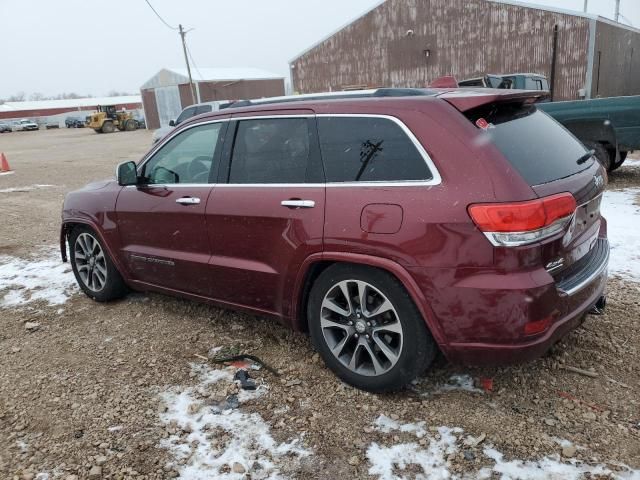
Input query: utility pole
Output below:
<box><xmin>583</xmin><ymin>0</ymin><xmax>588</xmax><ymax>13</ymax></box>
<box><xmin>615</xmin><ymin>0</ymin><xmax>621</xmax><ymax>22</ymax></box>
<box><xmin>179</xmin><ymin>24</ymin><xmax>197</xmax><ymax>105</ymax></box>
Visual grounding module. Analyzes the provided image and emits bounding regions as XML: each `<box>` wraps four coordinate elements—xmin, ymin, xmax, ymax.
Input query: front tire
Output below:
<box><xmin>69</xmin><ymin>226</ymin><xmax>128</xmax><ymax>302</ymax></box>
<box><xmin>101</xmin><ymin>121</ymin><xmax>115</xmax><ymax>134</ymax></box>
<box><xmin>308</xmin><ymin>264</ymin><xmax>436</xmax><ymax>392</ymax></box>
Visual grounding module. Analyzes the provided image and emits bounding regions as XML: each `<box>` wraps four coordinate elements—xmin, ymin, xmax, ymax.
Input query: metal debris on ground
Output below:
<box><xmin>234</xmin><ymin>369</ymin><xmax>257</xmax><ymax>391</ymax></box>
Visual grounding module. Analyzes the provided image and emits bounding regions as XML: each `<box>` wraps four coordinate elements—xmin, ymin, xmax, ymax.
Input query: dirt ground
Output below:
<box><xmin>0</xmin><ymin>128</ymin><xmax>639</xmax><ymax>479</ymax></box>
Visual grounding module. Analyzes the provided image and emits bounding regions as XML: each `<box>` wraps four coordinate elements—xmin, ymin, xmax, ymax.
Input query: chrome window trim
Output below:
<box><xmin>134</xmin><ymin>113</ymin><xmax>442</xmax><ymax>188</ymax></box>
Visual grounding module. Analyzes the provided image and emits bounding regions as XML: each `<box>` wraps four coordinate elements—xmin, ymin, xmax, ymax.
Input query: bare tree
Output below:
<box><xmin>29</xmin><ymin>92</ymin><xmax>46</xmax><ymax>101</ymax></box>
<box><xmin>7</xmin><ymin>92</ymin><xmax>26</xmax><ymax>102</ymax></box>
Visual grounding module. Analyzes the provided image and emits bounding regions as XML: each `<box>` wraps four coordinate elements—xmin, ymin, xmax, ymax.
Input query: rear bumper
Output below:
<box><xmin>443</xmin><ymin>276</ymin><xmax>605</xmax><ymax>365</ymax></box>
<box><xmin>408</xmin><ymin>237</ymin><xmax>609</xmax><ymax>365</ymax></box>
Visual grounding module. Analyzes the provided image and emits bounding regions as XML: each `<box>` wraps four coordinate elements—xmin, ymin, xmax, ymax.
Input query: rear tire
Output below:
<box><xmin>584</xmin><ymin>141</ymin><xmax>611</xmax><ymax>171</ymax></box>
<box><xmin>125</xmin><ymin>119</ymin><xmax>137</xmax><ymax>131</ymax></box>
<box><xmin>69</xmin><ymin>226</ymin><xmax>128</xmax><ymax>302</ymax></box>
<box><xmin>308</xmin><ymin>264</ymin><xmax>436</xmax><ymax>392</ymax></box>
<box><xmin>610</xmin><ymin>151</ymin><xmax>627</xmax><ymax>171</ymax></box>
<box><xmin>101</xmin><ymin>121</ymin><xmax>115</xmax><ymax>134</ymax></box>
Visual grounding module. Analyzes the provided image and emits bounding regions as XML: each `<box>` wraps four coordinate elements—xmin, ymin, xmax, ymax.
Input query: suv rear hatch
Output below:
<box><xmin>441</xmin><ymin>90</ymin><xmax>608</xmax><ymax>295</ymax></box>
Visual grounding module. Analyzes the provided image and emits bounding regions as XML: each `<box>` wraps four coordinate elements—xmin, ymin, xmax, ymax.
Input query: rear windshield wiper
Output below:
<box><xmin>577</xmin><ymin>149</ymin><xmax>595</xmax><ymax>165</ymax></box>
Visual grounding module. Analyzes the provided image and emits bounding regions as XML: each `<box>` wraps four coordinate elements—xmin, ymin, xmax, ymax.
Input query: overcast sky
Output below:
<box><xmin>1</xmin><ymin>0</ymin><xmax>638</xmax><ymax>99</ymax></box>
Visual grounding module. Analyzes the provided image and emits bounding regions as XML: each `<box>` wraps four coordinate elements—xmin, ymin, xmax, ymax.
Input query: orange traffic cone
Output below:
<box><xmin>0</xmin><ymin>152</ymin><xmax>11</xmax><ymax>172</ymax></box>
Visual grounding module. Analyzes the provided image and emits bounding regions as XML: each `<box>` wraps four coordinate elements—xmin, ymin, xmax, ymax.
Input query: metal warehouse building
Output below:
<box><xmin>140</xmin><ymin>67</ymin><xmax>286</xmax><ymax>129</ymax></box>
<box><xmin>0</xmin><ymin>96</ymin><xmax>142</xmax><ymax>126</ymax></box>
<box><xmin>290</xmin><ymin>0</ymin><xmax>640</xmax><ymax>101</ymax></box>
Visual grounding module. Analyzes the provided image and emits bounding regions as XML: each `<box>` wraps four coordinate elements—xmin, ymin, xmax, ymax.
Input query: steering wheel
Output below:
<box><xmin>187</xmin><ymin>156</ymin><xmax>212</xmax><ymax>183</ymax></box>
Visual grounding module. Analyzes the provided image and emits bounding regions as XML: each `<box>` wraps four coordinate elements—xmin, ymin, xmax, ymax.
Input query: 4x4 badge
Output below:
<box><xmin>594</xmin><ymin>175</ymin><xmax>604</xmax><ymax>188</ymax></box>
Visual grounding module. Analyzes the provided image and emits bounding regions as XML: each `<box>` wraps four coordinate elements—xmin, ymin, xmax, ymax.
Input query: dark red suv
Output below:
<box><xmin>61</xmin><ymin>88</ymin><xmax>609</xmax><ymax>392</ymax></box>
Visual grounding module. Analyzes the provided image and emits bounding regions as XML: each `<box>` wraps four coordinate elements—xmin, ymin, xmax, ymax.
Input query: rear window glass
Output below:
<box><xmin>317</xmin><ymin>117</ymin><xmax>432</xmax><ymax>183</ymax></box>
<box><xmin>469</xmin><ymin>105</ymin><xmax>593</xmax><ymax>185</ymax></box>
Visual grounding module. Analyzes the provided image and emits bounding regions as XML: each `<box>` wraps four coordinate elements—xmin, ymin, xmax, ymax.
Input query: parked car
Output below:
<box><xmin>459</xmin><ymin>73</ymin><xmax>550</xmax><ymax>91</ymax></box>
<box><xmin>65</xmin><ymin>116</ymin><xmax>85</xmax><ymax>128</ymax></box>
<box><xmin>16</xmin><ymin>119</ymin><xmax>39</xmax><ymax>131</ymax></box>
<box><xmin>61</xmin><ymin>88</ymin><xmax>609</xmax><ymax>392</ymax></box>
<box><xmin>0</xmin><ymin>122</ymin><xmax>12</xmax><ymax>133</ymax></box>
<box><xmin>134</xmin><ymin>115</ymin><xmax>146</xmax><ymax>130</ymax></box>
<box><xmin>151</xmin><ymin>100</ymin><xmax>231</xmax><ymax>144</ymax></box>
<box><xmin>539</xmin><ymin>95</ymin><xmax>640</xmax><ymax>171</ymax></box>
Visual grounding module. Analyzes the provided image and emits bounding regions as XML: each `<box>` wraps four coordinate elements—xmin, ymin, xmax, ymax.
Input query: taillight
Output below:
<box><xmin>468</xmin><ymin>193</ymin><xmax>576</xmax><ymax>247</ymax></box>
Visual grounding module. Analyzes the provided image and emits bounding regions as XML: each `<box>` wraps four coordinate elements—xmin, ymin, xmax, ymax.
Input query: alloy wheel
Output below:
<box><xmin>74</xmin><ymin>233</ymin><xmax>107</xmax><ymax>292</ymax></box>
<box><xmin>320</xmin><ymin>280</ymin><xmax>403</xmax><ymax>376</ymax></box>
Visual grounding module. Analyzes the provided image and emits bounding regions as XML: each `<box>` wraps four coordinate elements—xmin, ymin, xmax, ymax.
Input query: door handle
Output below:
<box><xmin>176</xmin><ymin>197</ymin><xmax>201</xmax><ymax>205</ymax></box>
<box><xmin>281</xmin><ymin>200</ymin><xmax>315</xmax><ymax>209</ymax></box>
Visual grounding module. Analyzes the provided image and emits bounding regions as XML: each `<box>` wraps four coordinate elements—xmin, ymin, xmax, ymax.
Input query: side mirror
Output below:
<box><xmin>116</xmin><ymin>161</ymin><xmax>138</xmax><ymax>186</ymax></box>
<box><xmin>169</xmin><ymin>119</ymin><xmax>176</xmax><ymax>127</ymax></box>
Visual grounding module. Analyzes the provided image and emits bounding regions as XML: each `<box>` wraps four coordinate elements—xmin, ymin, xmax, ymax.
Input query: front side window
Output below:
<box><xmin>317</xmin><ymin>117</ymin><xmax>432</xmax><ymax>183</ymax></box>
<box><xmin>142</xmin><ymin>123</ymin><xmax>222</xmax><ymax>184</ymax></box>
<box><xmin>229</xmin><ymin>118</ymin><xmax>310</xmax><ymax>184</ymax></box>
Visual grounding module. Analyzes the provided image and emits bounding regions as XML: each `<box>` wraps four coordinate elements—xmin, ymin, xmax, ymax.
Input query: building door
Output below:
<box><xmin>155</xmin><ymin>86</ymin><xmax>182</xmax><ymax>128</ymax></box>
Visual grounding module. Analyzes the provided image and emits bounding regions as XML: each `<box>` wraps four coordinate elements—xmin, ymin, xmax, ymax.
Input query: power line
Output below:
<box><xmin>185</xmin><ymin>42</ymin><xmax>204</xmax><ymax>83</ymax></box>
<box><xmin>144</xmin><ymin>0</ymin><xmax>178</xmax><ymax>30</ymax></box>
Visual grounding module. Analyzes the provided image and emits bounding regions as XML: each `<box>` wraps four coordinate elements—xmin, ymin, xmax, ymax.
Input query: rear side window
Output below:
<box><xmin>317</xmin><ymin>117</ymin><xmax>432</xmax><ymax>183</ymax></box>
<box><xmin>229</xmin><ymin>118</ymin><xmax>310</xmax><ymax>184</ymax></box>
<box><xmin>469</xmin><ymin>104</ymin><xmax>592</xmax><ymax>185</ymax></box>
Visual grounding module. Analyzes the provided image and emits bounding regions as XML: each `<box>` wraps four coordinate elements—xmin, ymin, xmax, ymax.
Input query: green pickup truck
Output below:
<box><xmin>457</xmin><ymin>73</ymin><xmax>639</xmax><ymax>171</ymax></box>
<box><xmin>538</xmin><ymin>96</ymin><xmax>640</xmax><ymax>171</ymax></box>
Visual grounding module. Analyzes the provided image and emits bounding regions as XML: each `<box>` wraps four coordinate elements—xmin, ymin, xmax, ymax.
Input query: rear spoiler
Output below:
<box><xmin>436</xmin><ymin>90</ymin><xmax>551</xmax><ymax>112</ymax></box>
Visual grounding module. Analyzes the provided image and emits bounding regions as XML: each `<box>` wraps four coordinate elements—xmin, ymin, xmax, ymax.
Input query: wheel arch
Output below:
<box><xmin>291</xmin><ymin>252</ymin><xmax>447</xmax><ymax>347</ymax></box>
<box><xmin>60</xmin><ymin>220</ymin><xmax>128</xmax><ymax>281</ymax></box>
<box><xmin>561</xmin><ymin>119</ymin><xmax>618</xmax><ymax>149</ymax></box>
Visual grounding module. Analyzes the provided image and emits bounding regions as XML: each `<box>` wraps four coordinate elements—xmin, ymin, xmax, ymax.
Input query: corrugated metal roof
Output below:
<box><xmin>141</xmin><ymin>67</ymin><xmax>284</xmax><ymax>90</ymax></box>
<box><xmin>0</xmin><ymin>95</ymin><xmax>142</xmax><ymax>111</ymax></box>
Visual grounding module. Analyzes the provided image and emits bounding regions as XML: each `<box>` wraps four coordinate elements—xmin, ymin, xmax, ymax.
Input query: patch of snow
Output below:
<box><xmin>602</xmin><ymin>189</ymin><xmax>640</xmax><ymax>282</ymax></box>
<box><xmin>159</xmin><ymin>363</ymin><xmax>309</xmax><ymax>479</ymax></box>
<box><xmin>622</xmin><ymin>158</ymin><xmax>640</xmax><ymax>168</ymax></box>
<box><xmin>368</xmin><ymin>426</ymin><xmax>461</xmax><ymax>480</ymax></box>
<box><xmin>435</xmin><ymin>374</ymin><xmax>483</xmax><ymax>394</ymax></box>
<box><xmin>16</xmin><ymin>439</ymin><xmax>28</xmax><ymax>452</ymax></box>
<box><xmin>0</xmin><ymin>248</ymin><xmax>77</xmax><ymax>307</ymax></box>
<box><xmin>367</xmin><ymin>415</ymin><xmax>640</xmax><ymax>480</ymax></box>
<box><xmin>0</xmin><ymin>184</ymin><xmax>53</xmax><ymax>193</ymax></box>
<box><xmin>374</xmin><ymin>415</ymin><xmax>428</xmax><ymax>438</ymax></box>
<box><xmin>479</xmin><ymin>447</ymin><xmax>639</xmax><ymax>480</ymax></box>
<box><xmin>0</xmin><ymin>170</ymin><xmax>15</xmax><ymax>176</ymax></box>
<box><xmin>108</xmin><ymin>425</ymin><xmax>123</xmax><ymax>432</ymax></box>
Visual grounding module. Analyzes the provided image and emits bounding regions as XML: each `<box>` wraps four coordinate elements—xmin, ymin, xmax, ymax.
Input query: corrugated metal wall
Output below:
<box><xmin>142</xmin><ymin>79</ymin><xmax>285</xmax><ymax>130</ymax></box>
<box><xmin>141</xmin><ymin>89</ymin><xmax>160</xmax><ymax>130</ymax></box>
<box><xmin>197</xmin><ymin>79</ymin><xmax>285</xmax><ymax>103</ymax></box>
<box><xmin>592</xmin><ymin>20</ymin><xmax>640</xmax><ymax>98</ymax></box>
<box><xmin>291</xmin><ymin>0</ymin><xmax>593</xmax><ymax>100</ymax></box>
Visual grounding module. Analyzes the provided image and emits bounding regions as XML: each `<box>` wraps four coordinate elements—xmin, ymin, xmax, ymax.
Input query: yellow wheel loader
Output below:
<box><xmin>87</xmin><ymin>105</ymin><xmax>138</xmax><ymax>134</ymax></box>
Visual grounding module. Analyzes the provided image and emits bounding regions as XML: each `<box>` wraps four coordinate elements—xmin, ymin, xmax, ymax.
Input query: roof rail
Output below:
<box><xmin>221</xmin><ymin>88</ymin><xmax>438</xmax><ymax>110</ymax></box>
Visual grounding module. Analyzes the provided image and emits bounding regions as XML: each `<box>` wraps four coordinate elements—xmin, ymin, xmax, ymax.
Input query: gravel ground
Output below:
<box><xmin>0</xmin><ymin>129</ymin><xmax>639</xmax><ymax>479</ymax></box>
